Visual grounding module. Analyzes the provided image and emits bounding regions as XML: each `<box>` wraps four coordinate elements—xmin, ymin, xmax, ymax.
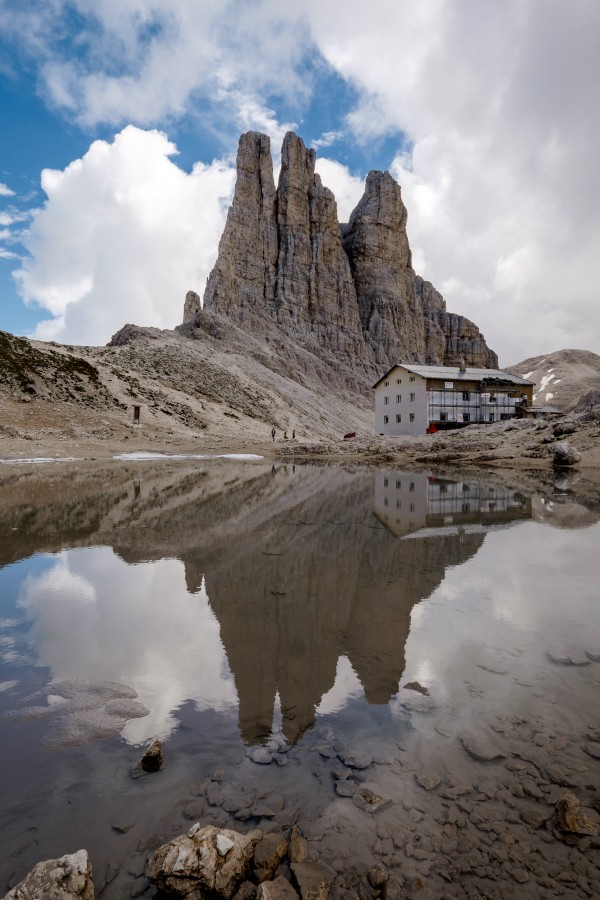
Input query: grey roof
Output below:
<box><xmin>522</xmin><ymin>405</ymin><xmax>561</xmax><ymax>414</ymax></box>
<box><xmin>372</xmin><ymin>363</ymin><xmax>534</xmax><ymax>389</ymax></box>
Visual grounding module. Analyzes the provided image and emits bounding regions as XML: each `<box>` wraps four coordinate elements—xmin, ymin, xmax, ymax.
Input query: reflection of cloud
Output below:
<box><xmin>17</xmin><ymin>549</ymin><xmax>237</xmax><ymax>744</ymax></box>
<box><xmin>315</xmin><ymin>656</ymin><xmax>363</xmax><ymax>715</ymax></box>
<box><xmin>393</xmin><ymin>520</ymin><xmax>600</xmax><ymax>725</ymax></box>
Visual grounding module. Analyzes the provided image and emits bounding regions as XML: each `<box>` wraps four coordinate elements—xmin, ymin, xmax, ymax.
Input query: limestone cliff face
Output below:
<box><xmin>203</xmin><ymin>132</ymin><xmax>278</xmax><ymax>324</ymax></box>
<box><xmin>196</xmin><ymin>131</ymin><xmax>497</xmax><ymax>379</ymax></box>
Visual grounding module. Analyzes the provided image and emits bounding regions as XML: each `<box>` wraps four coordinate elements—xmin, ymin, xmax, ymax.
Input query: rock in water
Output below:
<box><xmin>131</xmin><ymin>738</ymin><xmax>165</xmax><ymax>777</ymax></box>
<box><xmin>4</xmin><ymin>849</ymin><xmax>94</xmax><ymax>899</ymax></box>
<box><xmin>146</xmin><ymin>824</ymin><xmax>260</xmax><ymax>898</ymax></box>
<box><xmin>193</xmin><ymin>131</ymin><xmax>497</xmax><ymax>383</ymax></box>
<box><xmin>554</xmin><ymin>793</ymin><xmax>600</xmax><ymax>836</ymax></box>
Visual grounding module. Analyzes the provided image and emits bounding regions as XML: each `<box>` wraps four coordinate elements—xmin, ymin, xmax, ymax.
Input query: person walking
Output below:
<box><xmin>271</xmin><ymin>427</ymin><xmax>276</xmax><ymax>442</ymax></box>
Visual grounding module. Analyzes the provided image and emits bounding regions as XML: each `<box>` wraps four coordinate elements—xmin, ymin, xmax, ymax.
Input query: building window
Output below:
<box><xmin>383</xmin><ymin>415</ymin><xmax>389</xmax><ymax>424</ymax></box>
<box><xmin>463</xmin><ymin>413</ymin><xmax>470</xmax><ymax>422</ymax></box>
<box><xmin>490</xmin><ymin>394</ymin><xmax>496</xmax><ymax>402</ymax></box>
<box><xmin>410</xmin><ymin>392</ymin><xmax>415</xmax><ymax>401</ymax></box>
<box><xmin>396</xmin><ymin>479</ymin><xmax>401</xmax><ymax>489</ymax></box>
<box><xmin>440</xmin><ymin>413</ymin><xmax>448</xmax><ymax>422</ymax></box>
<box><xmin>396</xmin><ymin>499</ymin><xmax>401</xmax><ymax>508</ymax></box>
<box><xmin>409</xmin><ymin>376</ymin><xmax>415</xmax><ymax>382</ymax></box>
<box><xmin>384</xmin><ymin>497</ymin><xmax>388</xmax><ymax>506</ymax></box>
<box><xmin>409</xmin><ymin>482</ymin><xmax>415</xmax><ymax>492</ymax></box>
<box><xmin>383</xmin><ymin>477</ymin><xmax>388</xmax><ymax>487</ymax></box>
<box><xmin>410</xmin><ymin>413</ymin><xmax>415</xmax><ymax>422</ymax></box>
<box><xmin>462</xmin><ymin>392</ymin><xmax>470</xmax><ymax>401</ymax></box>
<box><xmin>489</xmin><ymin>413</ymin><xmax>495</xmax><ymax>422</ymax></box>
<box><xmin>444</xmin><ymin>381</ymin><xmax>453</xmax><ymax>389</ymax></box>
<box><xmin>440</xmin><ymin>483</ymin><xmax>447</xmax><ymax>493</ymax></box>
<box><xmin>396</xmin><ymin>414</ymin><xmax>401</xmax><ymax>423</ymax></box>
<box><xmin>396</xmin><ymin>378</ymin><xmax>401</xmax><ymax>384</ymax></box>
<box><xmin>396</xmin><ymin>394</ymin><xmax>401</xmax><ymax>403</ymax></box>
<box><xmin>409</xmin><ymin>502</ymin><xmax>415</xmax><ymax>512</ymax></box>
<box><xmin>384</xmin><ymin>396</ymin><xmax>389</xmax><ymax>405</ymax></box>
<box><xmin>385</xmin><ymin>381</ymin><xmax>389</xmax><ymax>386</ymax></box>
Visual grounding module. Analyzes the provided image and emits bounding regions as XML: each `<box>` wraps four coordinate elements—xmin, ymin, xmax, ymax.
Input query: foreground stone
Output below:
<box><xmin>291</xmin><ymin>860</ymin><xmax>335</xmax><ymax>900</ymax></box>
<box><xmin>4</xmin><ymin>849</ymin><xmax>94</xmax><ymax>899</ymax></box>
<box><xmin>147</xmin><ymin>824</ymin><xmax>259</xmax><ymax>898</ymax></box>
<box><xmin>257</xmin><ymin>876</ymin><xmax>298</xmax><ymax>900</ymax></box>
<box><xmin>554</xmin><ymin>793</ymin><xmax>600</xmax><ymax>836</ymax></box>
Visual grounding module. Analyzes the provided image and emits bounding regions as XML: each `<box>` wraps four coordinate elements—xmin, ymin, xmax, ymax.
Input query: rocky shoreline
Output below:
<box><xmin>6</xmin><ymin>706</ymin><xmax>600</xmax><ymax>899</ymax></box>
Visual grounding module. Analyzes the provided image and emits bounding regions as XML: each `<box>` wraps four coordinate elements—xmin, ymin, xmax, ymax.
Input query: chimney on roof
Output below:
<box><xmin>459</xmin><ymin>357</ymin><xmax>466</xmax><ymax>373</ymax></box>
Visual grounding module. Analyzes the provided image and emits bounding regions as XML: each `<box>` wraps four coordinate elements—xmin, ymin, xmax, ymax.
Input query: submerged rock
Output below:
<box><xmin>5</xmin><ymin>849</ymin><xmax>94</xmax><ymax>899</ymax></box>
<box><xmin>403</xmin><ymin>681</ymin><xmax>430</xmax><ymax>696</ymax></box>
<box><xmin>2</xmin><ymin>679</ymin><xmax>149</xmax><ymax>749</ymax></box>
<box><xmin>460</xmin><ymin>734</ymin><xmax>507</xmax><ymax>762</ymax></box>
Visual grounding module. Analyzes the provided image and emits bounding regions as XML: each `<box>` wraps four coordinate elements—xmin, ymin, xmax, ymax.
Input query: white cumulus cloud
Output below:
<box><xmin>3</xmin><ymin>0</ymin><xmax>600</xmax><ymax>361</ymax></box>
<box><xmin>16</xmin><ymin>126</ymin><xmax>236</xmax><ymax>344</ymax></box>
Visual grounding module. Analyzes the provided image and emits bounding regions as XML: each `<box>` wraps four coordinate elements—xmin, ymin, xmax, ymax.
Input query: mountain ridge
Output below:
<box><xmin>507</xmin><ymin>348</ymin><xmax>600</xmax><ymax>411</ymax></box>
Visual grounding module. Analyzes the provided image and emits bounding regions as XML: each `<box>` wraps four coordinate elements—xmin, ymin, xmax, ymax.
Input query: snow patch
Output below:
<box><xmin>0</xmin><ymin>457</ymin><xmax>80</xmax><ymax>465</ymax></box>
<box><xmin>545</xmin><ymin>392</ymin><xmax>554</xmax><ymax>401</ymax></box>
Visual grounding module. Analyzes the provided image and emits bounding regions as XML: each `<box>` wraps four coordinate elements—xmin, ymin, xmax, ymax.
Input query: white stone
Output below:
<box><xmin>216</xmin><ymin>834</ymin><xmax>235</xmax><ymax>856</ymax></box>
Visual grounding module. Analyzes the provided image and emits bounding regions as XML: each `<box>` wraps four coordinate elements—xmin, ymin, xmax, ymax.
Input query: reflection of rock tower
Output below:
<box><xmin>202</xmin><ymin>470</ymin><xmax>489</xmax><ymax>744</ymax></box>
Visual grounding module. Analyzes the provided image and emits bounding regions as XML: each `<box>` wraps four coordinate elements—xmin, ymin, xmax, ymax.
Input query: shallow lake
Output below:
<box><xmin>0</xmin><ymin>458</ymin><xmax>599</xmax><ymax>898</ymax></box>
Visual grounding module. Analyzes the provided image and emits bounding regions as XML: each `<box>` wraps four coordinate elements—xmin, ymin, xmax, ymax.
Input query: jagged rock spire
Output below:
<box><xmin>198</xmin><ymin>131</ymin><xmax>498</xmax><ymax>375</ymax></box>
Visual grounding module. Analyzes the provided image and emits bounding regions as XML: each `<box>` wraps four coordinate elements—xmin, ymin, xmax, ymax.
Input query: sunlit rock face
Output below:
<box><xmin>197</xmin><ymin>131</ymin><xmax>497</xmax><ymax>380</ymax></box>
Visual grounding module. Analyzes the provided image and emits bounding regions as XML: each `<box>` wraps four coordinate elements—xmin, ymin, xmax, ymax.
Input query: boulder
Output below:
<box><xmin>146</xmin><ymin>824</ymin><xmax>260</xmax><ymax>898</ymax></box>
<box><xmin>253</xmin><ymin>831</ymin><xmax>289</xmax><ymax>881</ymax></box>
<box><xmin>289</xmin><ymin>826</ymin><xmax>309</xmax><ymax>864</ymax></box>
<box><xmin>291</xmin><ymin>860</ymin><xmax>335</xmax><ymax>900</ymax></box>
<box><xmin>257</xmin><ymin>876</ymin><xmax>299</xmax><ymax>900</ymax></box>
<box><xmin>4</xmin><ymin>849</ymin><xmax>94</xmax><ymax>899</ymax></box>
<box><xmin>554</xmin><ymin>793</ymin><xmax>600</xmax><ymax>836</ymax></box>
<box><xmin>552</xmin><ymin>441</ymin><xmax>581</xmax><ymax>467</ymax></box>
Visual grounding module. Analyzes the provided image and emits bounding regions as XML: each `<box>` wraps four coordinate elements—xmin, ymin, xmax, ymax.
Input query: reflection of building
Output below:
<box><xmin>373</xmin><ymin>363</ymin><xmax>534</xmax><ymax>436</ymax></box>
<box><xmin>374</xmin><ymin>471</ymin><xmax>532</xmax><ymax>537</ymax></box>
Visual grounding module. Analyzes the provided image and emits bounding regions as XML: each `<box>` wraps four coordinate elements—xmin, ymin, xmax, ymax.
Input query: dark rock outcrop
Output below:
<box><xmin>190</xmin><ymin>131</ymin><xmax>497</xmax><ymax>382</ymax></box>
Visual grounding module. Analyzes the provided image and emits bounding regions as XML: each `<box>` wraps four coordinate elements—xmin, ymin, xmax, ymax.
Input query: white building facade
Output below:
<box><xmin>373</xmin><ymin>363</ymin><xmax>534</xmax><ymax>436</ymax></box>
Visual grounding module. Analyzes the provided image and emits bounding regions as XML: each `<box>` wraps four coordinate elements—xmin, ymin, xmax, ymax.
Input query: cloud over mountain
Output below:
<box><xmin>2</xmin><ymin>0</ymin><xmax>598</xmax><ymax>360</ymax></box>
<box><xmin>16</xmin><ymin>127</ymin><xmax>235</xmax><ymax>344</ymax></box>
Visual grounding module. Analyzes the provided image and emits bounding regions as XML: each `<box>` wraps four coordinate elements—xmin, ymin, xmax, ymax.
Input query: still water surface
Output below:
<box><xmin>0</xmin><ymin>459</ymin><xmax>599</xmax><ymax>897</ymax></box>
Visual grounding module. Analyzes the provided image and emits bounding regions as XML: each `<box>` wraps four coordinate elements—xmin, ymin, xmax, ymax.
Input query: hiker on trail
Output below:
<box><xmin>271</xmin><ymin>427</ymin><xmax>276</xmax><ymax>442</ymax></box>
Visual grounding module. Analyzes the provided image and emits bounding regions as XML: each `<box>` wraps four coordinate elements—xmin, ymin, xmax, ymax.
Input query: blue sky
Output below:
<box><xmin>0</xmin><ymin>0</ymin><xmax>598</xmax><ymax>364</ymax></box>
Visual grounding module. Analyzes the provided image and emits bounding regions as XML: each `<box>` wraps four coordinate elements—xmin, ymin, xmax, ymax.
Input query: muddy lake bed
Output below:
<box><xmin>0</xmin><ymin>457</ymin><xmax>599</xmax><ymax>898</ymax></box>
